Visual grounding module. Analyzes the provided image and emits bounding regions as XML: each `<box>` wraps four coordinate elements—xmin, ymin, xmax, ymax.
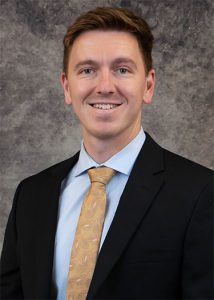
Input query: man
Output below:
<box><xmin>0</xmin><ymin>6</ymin><xmax>213</xmax><ymax>300</ymax></box>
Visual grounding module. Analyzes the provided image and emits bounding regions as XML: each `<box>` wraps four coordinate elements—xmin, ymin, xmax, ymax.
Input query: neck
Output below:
<box><xmin>82</xmin><ymin>127</ymin><xmax>141</xmax><ymax>164</ymax></box>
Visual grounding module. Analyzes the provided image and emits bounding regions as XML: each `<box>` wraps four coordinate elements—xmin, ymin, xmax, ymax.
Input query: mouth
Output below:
<box><xmin>90</xmin><ymin>103</ymin><xmax>122</xmax><ymax>110</ymax></box>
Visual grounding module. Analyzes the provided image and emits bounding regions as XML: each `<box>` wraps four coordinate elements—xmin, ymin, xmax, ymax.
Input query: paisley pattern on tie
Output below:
<box><xmin>66</xmin><ymin>167</ymin><xmax>116</xmax><ymax>300</ymax></box>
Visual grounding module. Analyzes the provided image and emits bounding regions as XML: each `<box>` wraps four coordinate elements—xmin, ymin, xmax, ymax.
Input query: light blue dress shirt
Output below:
<box><xmin>52</xmin><ymin>128</ymin><xmax>146</xmax><ymax>299</ymax></box>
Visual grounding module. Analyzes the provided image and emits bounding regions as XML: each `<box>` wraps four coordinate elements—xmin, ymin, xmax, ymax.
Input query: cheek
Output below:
<box><xmin>121</xmin><ymin>84</ymin><xmax>145</xmax><ymax>104</ymax></box>
<box><xmin>71</xmin><ymin>81</ymin><xmax>94</xmax><ymax>100</ymax></box>
<box><xmin>121</xmin><ymin>77</ymin><xmax>145</xmax><ymax>94</ymax></box>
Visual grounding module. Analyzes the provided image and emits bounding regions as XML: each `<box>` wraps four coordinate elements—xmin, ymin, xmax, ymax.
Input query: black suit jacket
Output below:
<box><xmin>0</xmin><ymin>133</ymin><xmax>213</xmax><ymax>299</ymax></box>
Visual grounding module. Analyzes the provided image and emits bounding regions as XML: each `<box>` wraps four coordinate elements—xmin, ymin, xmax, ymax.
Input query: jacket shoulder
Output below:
<box><xmin>145</xmin><ymin>132</ymin><xmax>212</xmax><ymax>177</ymax></box>
<box><xmin>163</xmin><ymin>148</ymin><xmax>213</xmax><ymax>187</ymax></box>
<box><xmin>20</xmin><ymin>152</ymin><xmax>80</xmax><ymax>187</ymax></box>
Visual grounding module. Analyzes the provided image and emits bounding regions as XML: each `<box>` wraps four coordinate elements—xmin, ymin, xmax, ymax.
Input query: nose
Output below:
<box><xmin>96</xmin><ymin>68</ymin><xmax>115</xmax><ymax>95</ymax></box>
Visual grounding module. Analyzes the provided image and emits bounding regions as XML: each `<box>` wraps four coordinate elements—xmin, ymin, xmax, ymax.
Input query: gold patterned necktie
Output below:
<box><xmin>66</xmin><ymin>167</ymin><xmax>116</xmax><ymax>300</ymax></box>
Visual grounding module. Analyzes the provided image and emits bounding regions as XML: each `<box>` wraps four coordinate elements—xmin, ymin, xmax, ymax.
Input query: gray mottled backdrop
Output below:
<box><xmin>0</xmin><ymin>0</ymin><xmax>213</xmax><ymax>251</ymax></box>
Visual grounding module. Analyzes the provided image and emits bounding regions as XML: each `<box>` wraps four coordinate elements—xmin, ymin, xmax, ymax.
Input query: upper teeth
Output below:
<box><xmin>92</xmin><ymin>104</ymin><xmax>118</xmax><ymax>109</ymax></box>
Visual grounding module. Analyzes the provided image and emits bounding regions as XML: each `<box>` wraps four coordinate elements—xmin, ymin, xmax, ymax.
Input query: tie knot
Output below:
<box><xmin>88</xmin><ymin>167</ymin><xmax>116</xmax><ymax>185</ymax></box>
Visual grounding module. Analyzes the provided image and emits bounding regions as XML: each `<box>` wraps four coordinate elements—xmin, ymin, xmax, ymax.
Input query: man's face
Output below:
<box><xmin>61</xmin><ymin>30</ymin><xmax>155</xmax><ymax>146</ymax></box>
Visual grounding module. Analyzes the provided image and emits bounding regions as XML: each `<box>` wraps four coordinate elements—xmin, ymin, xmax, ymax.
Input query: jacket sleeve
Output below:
<box><xmin>0</xmin><ymin>182</ymin><xmax>24</xmax><ymax>299</ymax></box>
<box><xmin>181</xmin><ymin>178</ymin><xmax>213</xmax><ymax>299</ymax></box>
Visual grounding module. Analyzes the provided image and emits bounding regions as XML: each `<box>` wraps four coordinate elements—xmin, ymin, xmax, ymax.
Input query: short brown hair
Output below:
<box><xmin>63</xmin><ymin>7</ymin><xmax>154</xmax><ymax>75</ymax></box>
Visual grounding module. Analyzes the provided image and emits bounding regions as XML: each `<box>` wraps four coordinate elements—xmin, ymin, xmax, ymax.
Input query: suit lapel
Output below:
<box><xmin>33</xmin><ymin>153</ymin><xmax>80</xmax><ymax>296</ymax></box>
<box><xmin>34</xmin><ymin>177</ymin><xmax>62</xmax><ymax>296</ymax></box>
<box><xmin>88</xmin><ymin>134</ymin><xmax>165</xmax><ymax>299</ymax></box>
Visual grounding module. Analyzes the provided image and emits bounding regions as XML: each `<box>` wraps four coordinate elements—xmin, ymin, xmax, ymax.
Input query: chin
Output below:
<box><xmin>93</xmin><ymin>130</ymin><xmax>116</xmax><ymax>140</ymax></box>
<box><xmin>89</xmin><ymin>126</ymin><xmax>121</xmax><ymax>140</ymax></box>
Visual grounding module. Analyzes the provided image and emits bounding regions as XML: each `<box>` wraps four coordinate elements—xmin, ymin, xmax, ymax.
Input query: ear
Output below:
<box><xmin>143</xmin><ymin>69</ymin><xmax>155</xmax><ymax>104</ymax></box>
<box><xmin>60</xmin><ymin>72</ymin><xmax>72</xmax><ymax>105</ymax></box>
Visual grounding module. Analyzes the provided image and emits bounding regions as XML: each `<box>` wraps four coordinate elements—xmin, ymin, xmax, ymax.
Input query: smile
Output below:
<box><xmin>90</xmin><ymin>103</ymin><xmax>121</xmax><ymax>110</ymax></box>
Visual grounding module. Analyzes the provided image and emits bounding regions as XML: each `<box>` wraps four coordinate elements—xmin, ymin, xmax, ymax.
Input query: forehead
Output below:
<box><xmin>69</xmin><ymin>30</ymin><xmax>143</xmax><ymax>62</ymax></box>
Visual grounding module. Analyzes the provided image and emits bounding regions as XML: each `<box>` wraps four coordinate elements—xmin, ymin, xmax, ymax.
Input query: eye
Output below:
<box><xmin>79</xmin><ymin>68</ymin><xmax>95</xmax><ymax>75</ymax></box>
<box><xmin>83</xmin><ymin>68</ymin><xmax>93</xmax><ymax>74</ymax></box>
<box><xmin>116</xmin><ymin>67</ymin><xmax>129</xmax><ymax>75</ymax></box>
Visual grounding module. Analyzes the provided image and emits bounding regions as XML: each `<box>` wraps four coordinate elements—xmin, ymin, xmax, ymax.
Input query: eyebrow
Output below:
<box><xmin>74</xmin><ymin>57</ymin><xmax>138</xmax><ymax>71</ymax></box>
<box><xmin>112</xmin><ymin>57</ymin><xmax>137</xmax><ymax>69</ymax></box>
<box><xmin>74</xmin><ymin>60</ymin><xmax>99</xmax><ymax>71</ymax></box>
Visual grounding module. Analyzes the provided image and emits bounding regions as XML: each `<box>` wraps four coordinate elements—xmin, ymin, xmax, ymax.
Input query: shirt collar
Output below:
<box><xmin>72</xmin><ymin>128</ymin><xmax>146</xmax><ymax>177</ymax></box>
